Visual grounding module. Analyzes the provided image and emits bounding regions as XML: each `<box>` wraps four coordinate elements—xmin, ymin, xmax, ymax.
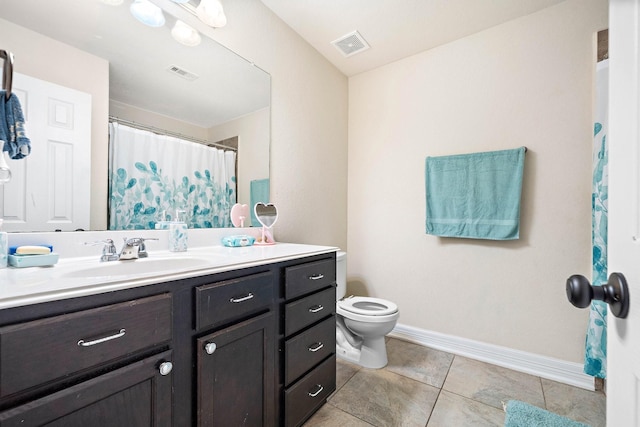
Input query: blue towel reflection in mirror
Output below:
<box><xmin>0</xmin><ymin>89</ymin><xmax>31</xmax><ymax>160</ymax></box>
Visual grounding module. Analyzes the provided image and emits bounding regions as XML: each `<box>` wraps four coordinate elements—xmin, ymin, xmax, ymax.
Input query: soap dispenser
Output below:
<box><xmin>0</xmin><ymin>218</ymin><xmax>7</xmax><ymax>269</ymax></box>
<box><xmin>169</xmin><ymin>209</ymin><xmax>188</xmax><ymax>252</ymax></box>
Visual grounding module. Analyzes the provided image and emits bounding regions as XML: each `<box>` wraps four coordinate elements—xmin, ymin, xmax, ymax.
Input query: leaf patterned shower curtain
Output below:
<box><xmin>108</xmin><ymin>122</ymin><xmax>236</xmax><ymax>230</ymax></box>
<box><xmin>584</xmin><ymin>59</ymin><xmax>608</xmax><ymax>379</ymax></box>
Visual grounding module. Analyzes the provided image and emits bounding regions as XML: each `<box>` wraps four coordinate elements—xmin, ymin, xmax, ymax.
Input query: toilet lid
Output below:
<box><xmin>338</xmin><ymin>296</ymin><xmax>398</xmax><ymax>316</ymax></box>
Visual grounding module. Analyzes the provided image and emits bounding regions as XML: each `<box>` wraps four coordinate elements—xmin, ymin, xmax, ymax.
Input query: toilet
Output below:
<box><xmin>335</xmin><ymin>251</ymin><xmax>399</xmax><ymax>368</ymax></box>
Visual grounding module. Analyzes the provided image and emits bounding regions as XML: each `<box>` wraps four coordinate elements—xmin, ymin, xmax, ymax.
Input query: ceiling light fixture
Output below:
<box><xmin>130</xmin><ymin>0</ymin><xmax>166</xmax><ymax>27</ymax></box>
<box><xmin>171</xmin><ymin>20</ymin><xmax>202</xmax><ymax>46</ymax></box>
<box><xmin>170</xmin><ymin>0</ymin><xmax>191</xmax><ymax>3</ymax></box>
<box><xmin>196</xmin><ymin>0</ymin><xmax>227</xmax><ymax>28</ymax></box>
<box><xmin>99</xmin><ymin>0</ymin><xmax>124</xmax><ymax>5</ymax></box>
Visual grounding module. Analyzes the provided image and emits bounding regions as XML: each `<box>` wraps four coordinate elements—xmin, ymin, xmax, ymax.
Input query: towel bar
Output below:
<box><xmin>1</xmin><ymin>49</ymin><xmax>14</xmax><ymax>100</ymax></box>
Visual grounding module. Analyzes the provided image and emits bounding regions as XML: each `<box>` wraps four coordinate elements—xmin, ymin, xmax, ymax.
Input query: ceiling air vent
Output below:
<box><xmin>331</xmin><ymin>30</ymin><xmax>370</xmax><ymax>57</ymax></box>
<box><xmin>166</xmin><ymin>65</ymin><xmax>199</xmax><ymax>81</ymax></box>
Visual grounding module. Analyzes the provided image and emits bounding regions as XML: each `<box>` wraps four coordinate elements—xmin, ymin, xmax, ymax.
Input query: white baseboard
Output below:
<box><xmin>389</xmin><ymin>323</ymin><xmax>595</xmax><ymax>391</ymax></box>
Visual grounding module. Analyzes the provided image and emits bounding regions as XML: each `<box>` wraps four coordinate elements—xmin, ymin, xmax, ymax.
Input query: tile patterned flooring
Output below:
<box><xmin>304</xmin><ymin>338</ymin><xmax>606</xmax><ymax>427</ymax></box>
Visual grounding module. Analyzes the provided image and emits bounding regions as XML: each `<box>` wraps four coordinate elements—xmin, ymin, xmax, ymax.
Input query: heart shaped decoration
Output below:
<box><xmin>254</xmin><ymin>203</ymin><xmax>278</xmax><ymax>228</ymax></box>
<box><xmin>230</xmin><ymin>203</ymin><xmax>249</xmax><ymax>227</ymax></box>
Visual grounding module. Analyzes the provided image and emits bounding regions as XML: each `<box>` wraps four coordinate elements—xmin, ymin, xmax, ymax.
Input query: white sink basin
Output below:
<box><xmin>60</xmin><ymin>257</ymin><xmax>213</xmax><ymax>279</ymax></box>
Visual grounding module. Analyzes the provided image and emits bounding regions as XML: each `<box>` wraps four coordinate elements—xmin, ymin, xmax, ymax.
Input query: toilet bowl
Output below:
<box><xmin>335</xmin><ymin>251</ymin><xmax>399</xmax><ymax>369</ymax></box>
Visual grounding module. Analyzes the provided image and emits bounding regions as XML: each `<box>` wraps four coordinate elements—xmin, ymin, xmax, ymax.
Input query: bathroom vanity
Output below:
<box><xmin>0</xmin><ymin>243</ymin><xmax>337</xmax><ymax>426</ymax></box>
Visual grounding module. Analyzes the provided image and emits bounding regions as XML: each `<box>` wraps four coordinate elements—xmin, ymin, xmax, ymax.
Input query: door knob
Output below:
<box><xmin>566</xmin><ymin>272</ymin><xmax>630</xmax><ymax>318</ymax></box>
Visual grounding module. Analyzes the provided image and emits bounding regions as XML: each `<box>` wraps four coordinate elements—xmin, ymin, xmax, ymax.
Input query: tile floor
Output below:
<box><xmin>304</xmin><ymin>338</ymin><xmax>606</xmax><ymax>427</ymax></box>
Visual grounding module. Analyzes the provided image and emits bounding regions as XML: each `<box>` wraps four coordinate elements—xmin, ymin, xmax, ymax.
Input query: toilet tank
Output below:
<box><xmin>336</xmin><ymin>251</ymin><xmax>347</xmax><ymax>299</ymax></box>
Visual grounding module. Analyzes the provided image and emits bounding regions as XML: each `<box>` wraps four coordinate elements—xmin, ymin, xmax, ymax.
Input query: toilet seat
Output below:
<box><xmin>338</xmin><ymin>296</ymin><xmax>398</xmax><ymax>316</ymax></box>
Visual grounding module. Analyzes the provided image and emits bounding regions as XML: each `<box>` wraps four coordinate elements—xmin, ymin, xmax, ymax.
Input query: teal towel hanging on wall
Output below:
<box><xmin>425</xmin><ymin>147</ymin><xmax>526</xmax><ymax>240</ymax></box>
<box><xmin>250</xmin><ymin>178</ymin><xmax>270</xmax><ymax>227</ymax></box>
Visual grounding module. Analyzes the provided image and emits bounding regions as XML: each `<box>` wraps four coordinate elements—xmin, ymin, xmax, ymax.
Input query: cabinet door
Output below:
<box><xmin>197</xmin><ymin>312</ymin><xmax>275</xmax><ymax>427</ymax></box>
<box><xmin>0</xmin><ymin>350</ymin><xmax>173</xmax><ymax>427</ymax></box>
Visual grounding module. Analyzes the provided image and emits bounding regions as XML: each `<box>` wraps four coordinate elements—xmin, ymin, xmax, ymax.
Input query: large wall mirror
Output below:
<box><xmin>0</xmin><ymin>0</ymin><xmax>270</xmax><ymax>232</ymax></box>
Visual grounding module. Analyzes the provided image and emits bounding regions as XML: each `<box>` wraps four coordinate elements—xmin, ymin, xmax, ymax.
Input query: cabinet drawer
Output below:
<box><xmin>285</xmin><ymin>259</ymin><xmax>336</xmax><ymax>300</ymax></box>
<box><xmin>0</xmin><ymin>293</ymin><xmax>172</xmax><ymax>398</ymax></box>
<box><xmin>195</xmin><ymin>271</ymin><xmax>274</xmax><ymax>331</ymax></box>
<box><xmin>285</xmin><ymin>316</ymin><xmax>335</xmax><ymax>385</ymax></box>
<box><xmin>284</xmin><ymin>355</ymin><xmax>336</xmax><ymax>427</ymax></box>
<box><xmin>285</xmin><ymin>287</ymin><xmax>335</xmax><ymax>336</ymax></box>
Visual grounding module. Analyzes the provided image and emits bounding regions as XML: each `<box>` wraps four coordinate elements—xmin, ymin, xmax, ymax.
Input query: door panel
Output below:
<box><xmin>0</xmin><ymin>351</ymin><xmax>172</xmax><ymax>427</ymax></box>
<box><xmin>607</xmin><ymin>0</ymin><xmax>640</xmax><ymax>424</ymax></box>
<box><xmin>0</xmin><ymin>72</ymin><xmax>91</xmax><ymax>232</ymax></box>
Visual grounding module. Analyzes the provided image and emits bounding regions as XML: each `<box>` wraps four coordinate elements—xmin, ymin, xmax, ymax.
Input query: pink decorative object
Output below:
<box><xmin>230</xmin><ymin>203</ymin><xmax>249</xmax><ymax>227</ymax></box>
<box><xmin>254</xmin><ymin>203</ymin><xmax>278</xmax><ymax>245</ymax></box>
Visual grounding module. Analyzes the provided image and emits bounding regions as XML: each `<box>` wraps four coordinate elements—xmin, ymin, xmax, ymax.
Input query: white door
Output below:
<box><xmin>607</xmin><ymin>0</ymin><xmax>640</xmax><ymax>425</ymax></box>
<box><xmin>0</xmin><ymin>72</ymin><xmax>91</xmax><ymax>232</ymax></box>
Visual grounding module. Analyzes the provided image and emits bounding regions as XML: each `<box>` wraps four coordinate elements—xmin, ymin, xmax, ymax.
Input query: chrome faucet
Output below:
<box><xmin>119</xmin><ymin>237</ymin><xmax>158</xmax><ymax>260</ymax></box>
<box><xmin>85</xmin><ymin>237</ymin><xmax>158</xmax><ymax>261</ymax></box>
<box><xmin>85</xmin><ymin>239</ymin><xmax>119</xmax><ymax>262</ymax></box>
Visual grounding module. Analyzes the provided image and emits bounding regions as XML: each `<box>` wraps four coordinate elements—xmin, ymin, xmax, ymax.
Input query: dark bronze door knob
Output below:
<box><xmin>566</xmin><ymin>272</ymin><xmax>630</xmax><ymax>319</ymax></box>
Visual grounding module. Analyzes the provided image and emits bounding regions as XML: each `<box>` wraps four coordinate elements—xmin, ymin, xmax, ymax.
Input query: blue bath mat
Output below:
<box><xmin>504</xmin><ymin>400</ymin><xmax>591</xmax><ymax>427</ymax></box>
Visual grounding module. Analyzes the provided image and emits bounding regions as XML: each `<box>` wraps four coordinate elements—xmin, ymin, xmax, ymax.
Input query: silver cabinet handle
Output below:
<box><xmin>230</xmin><ymin>293</ymin><xmax>254</xmax><ymax>303</ymax></box>
<box><xmin>308</xmin><ymin>385</ymin><xmax>324</xmax><ymax>397</ymax></box>
<box><xmin>159</xmin><ymin>361</ymin><xmax>173</xmax><ymax>376</ymax></box>
<box><xmin>77</xmin><ymin>328</ymin><xmax>126</xmax><ymax>347</ymax></box>
<box><xmin>308</xmin><ymin>305</ymin><xmax>324</xmax><ymax>313</ymax></box>
<box><xmin>205</xmin><ymin>342</ymin><xmax>217</xmax><ymax>355</ymax></box>
<box><xmin>308</xmin><ymin>342</ymin><xmax>324</xmax><ymax>352</ymax></box>
<box><xmin>308</xmin><ymin>274</ymin><xmax>324</xmax><ymax>281</ymax></box>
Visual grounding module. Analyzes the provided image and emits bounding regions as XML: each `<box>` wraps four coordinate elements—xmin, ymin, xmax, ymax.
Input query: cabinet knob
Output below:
<box><xmin>159</xmin><ymin>361</ymin><xmax>173</xmax><ymax>376</ymax></box>
<box><xmin>205</xmin><ymin>342</ymin><xmax>217</xmax><ymax>355</ymax></box>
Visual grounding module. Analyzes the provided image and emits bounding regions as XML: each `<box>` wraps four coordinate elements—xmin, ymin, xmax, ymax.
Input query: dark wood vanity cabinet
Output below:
<box><xmin>0</xmin><ymin>252</ymin><xmax>336</xmax><ymax>426</ymax></box>
<box><xmin>195</xmin><ymin>272</ymin><xmax>276</xmax><ymax>427</ymax></box>
<box><xmin>283</xmin><ymin>259</ymin><xmax>337</xmax><ymax>427</ymax></box>
<box><xmin>0</xmin><ymin>294</ymin><xmax>173</xmax><ymax>426</ymax></box>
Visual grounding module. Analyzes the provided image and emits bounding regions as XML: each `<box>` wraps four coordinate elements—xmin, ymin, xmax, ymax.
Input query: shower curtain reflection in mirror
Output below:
<box><xmin>108</xmin><ymin>122</ymin><xmax>236</xmax><ymax>230</ymax></box>
<box><xmin>584</xmin><ymin>58</ymin><xmax>608</xmax><ymax>379</ymax></box>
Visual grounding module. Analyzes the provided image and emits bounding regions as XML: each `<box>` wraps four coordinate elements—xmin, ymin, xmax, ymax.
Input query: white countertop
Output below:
<box><xmin>0</xmin><ymin>243</ymin><xmax>338</xmax><ymax>310</ymax></box>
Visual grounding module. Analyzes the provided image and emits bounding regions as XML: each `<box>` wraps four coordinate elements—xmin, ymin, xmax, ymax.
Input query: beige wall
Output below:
<box><xmin>109</xmin><ymin>100</ymin><xmax>210</xmax><ymax>141</ymax></box>
<box><xmin>347</xmin><ymin>0</ymin><xmax>607</xmax><ymax>362</ymax></box>
<box><xmin>0</xmin><ymin>18</ymin><xmax>109</xmax><ymax>230</ymax></box>
<box><xmin>194</xmin><ymin>0</ymin><xmax>349</xmax><ymax>249</ymax></box>
<box><xmin>208</xmin><ymin>108</ymin><xmax>270</xmax><ymax>208</ymax></box>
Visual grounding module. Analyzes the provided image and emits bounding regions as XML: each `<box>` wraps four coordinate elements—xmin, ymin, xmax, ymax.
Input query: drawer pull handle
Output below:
<box><xmin>309</xmin><ymin>304</ymin><xmax>324</xmax><ymax>313</ymax></box>
<box><xmin>308</xmin><ymin>342</ymin><xmax>324</xmax><ymax>352</ymax></box>
<box><xmin>77</xmin><ymin>328</ymin><xmax>126</xmax><ymax>347</ymax></box>
<box><xmin>308</xmin><ymin>384</ymin><xmax>324</xmax><ymax>398</ymax></box>
<box><xmin>230</xmin><ymin>293</ymin><xmax>254</xmax><ymax>303</ymax></box>
<box><xmin>205</xmin><ymin>342</ymin><xmax>217</xmax><ymax>355</ymax></box>
<box><xmin>308</xmin><ymin>274</ymin><xmax>324</xmax><ymax>281</ymax></box>
<box><xmin>159</xmin><ymin>361</ymin><xmax>173</xmax><ymax>376</ymax></box>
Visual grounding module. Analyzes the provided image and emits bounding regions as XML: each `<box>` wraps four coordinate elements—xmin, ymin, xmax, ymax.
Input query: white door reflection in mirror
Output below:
<box><xmin>0</xmin><ymin>72</ymin><xmax>91</xmax><ymax>232</ymax></box>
